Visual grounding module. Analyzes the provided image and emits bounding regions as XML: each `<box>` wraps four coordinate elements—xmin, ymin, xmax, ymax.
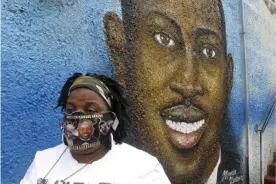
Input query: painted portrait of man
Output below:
<box><xmin>103</xmin><ymin>0</ymin><xmax>243</xmax><ymax>183</ymax></box>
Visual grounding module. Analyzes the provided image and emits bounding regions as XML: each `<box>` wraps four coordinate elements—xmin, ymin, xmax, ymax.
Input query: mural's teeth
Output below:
<box><xmin>171</xmin><ymin>121</ymin><xmax>176</xmax><ymax>129</ymax></box>
<box><xmin>176</xmin><ymin>122</ymin><xmax>181</xmax><ymax>132</ymax></box>
<box><xmin>166</xmin><ymin>120</ymin><xmax>173</xmax><ymax>128</ymax></box>
<box><xmin>199</xmin><ymin>119</ymin><xmax>204</xmax><ymax>127</ymax></box>
<box><xmin>192</xmin><ymin>123</ymin><xmax>197</xmax><ymax>132</ymax></box>
<box><xmin>180</xmin><ymin>122</ymin><xmax>186</xmax><ymax>133</ymax></box>
<box><xmin>196</xmin><ymin>121</ymin><xmax>201</xmax><ymax>129</ymax></box>
<box><xmin>165</xmin><ymin>119</ymin><xmax>205</xmax><ymax>134</ymax></box>
<box><xmin>187</xmin><ymin>123</ymin><xmax>193</xmax><ymax>134</ymax></box>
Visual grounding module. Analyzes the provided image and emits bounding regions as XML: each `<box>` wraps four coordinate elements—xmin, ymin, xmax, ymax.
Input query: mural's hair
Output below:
<box><xmin>56</xmin><ymin>73</ymin><xmax>129</xmax><ymax>144</ymax></box>
<box><xmin>217</xmin><ymin>0</ymin><xmax>227</xmax><ymax>54</ymax></box>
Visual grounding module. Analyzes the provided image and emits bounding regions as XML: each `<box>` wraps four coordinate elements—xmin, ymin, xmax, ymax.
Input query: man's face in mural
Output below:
<box><xmin>104</xmin><ymin>0</ymin><xmax>233</xmax><ymax>183</ymax></box>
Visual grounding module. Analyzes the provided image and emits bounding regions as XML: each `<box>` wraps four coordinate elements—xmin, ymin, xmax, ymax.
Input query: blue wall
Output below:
<box><xmin>224</xmin><ymin>0</ymin><xmax>246</xmax><ymax>147</ymax></box>
<box><xmin>243</xmin><ymin>1</ymin><xmax>276</xmax><ymax>183</ymax></box>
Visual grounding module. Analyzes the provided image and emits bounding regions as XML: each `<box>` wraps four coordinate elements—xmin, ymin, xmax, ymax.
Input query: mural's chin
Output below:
<box><xmin>160</xmin><ymin>117</ymin><xmax>221</xmax><ymax>184</ymax></box>
<box><xmin>163</xmin><ymin>151</ymin><xmax>206</xmax><ymax>184</ymax></box>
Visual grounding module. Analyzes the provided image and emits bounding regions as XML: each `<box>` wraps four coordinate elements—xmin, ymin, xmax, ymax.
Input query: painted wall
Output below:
<box><xmin>243</xmin><ymin>0</ymin><xmax>276</xmax><ymax>183</ymax></box>
<box><xmin>1</xmin><ymin>0</ymin><xmax>275</xmax><ymax>184</ymax></box>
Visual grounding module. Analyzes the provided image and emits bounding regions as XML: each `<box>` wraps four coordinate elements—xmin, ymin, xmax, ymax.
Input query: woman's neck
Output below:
<box><xmin>70</xmin><ymin>137</ymin><xmax>111</xmax><ymax>164</ymax></box>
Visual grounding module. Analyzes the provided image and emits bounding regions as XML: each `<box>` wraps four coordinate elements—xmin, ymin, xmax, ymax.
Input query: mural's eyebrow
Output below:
<box><xmin>148</xmin><ymin>11</ymin><xmax>181</xmax><ymax>31</ymax></box>
<box><xmin>195</xmin><ymin>28</ymin><xmax>221</xmax><ymax>40</ymax></box>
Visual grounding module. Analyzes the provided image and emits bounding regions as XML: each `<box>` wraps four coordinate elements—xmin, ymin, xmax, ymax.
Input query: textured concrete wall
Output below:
<box><xmin>1</xmin><ymin>0</ymin><xmax>275</xmax><ymax>183</ymax></box>
<box><xmin>243</xmin><ymin>0</ymin><xmax>276</xmax><ymax>183</ymax></box>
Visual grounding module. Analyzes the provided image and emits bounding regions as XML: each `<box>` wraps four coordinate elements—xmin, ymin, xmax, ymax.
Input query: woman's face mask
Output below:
<box><xmin>61</xmin><ymin>111</ymin><xmax>118</xmax><ymax>151</ymax></box>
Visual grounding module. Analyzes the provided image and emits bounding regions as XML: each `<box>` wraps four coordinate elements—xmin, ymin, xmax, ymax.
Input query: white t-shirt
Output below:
<box><xmin>20</xmin><ymin>142</ymin><xmax>171</xmax><ymax>184</ymax></box>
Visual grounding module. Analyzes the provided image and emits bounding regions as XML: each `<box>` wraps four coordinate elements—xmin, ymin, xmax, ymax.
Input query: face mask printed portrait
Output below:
<box><xmin>100</xmin><ymin>120</ymin><xmax>113</xmax><ymax>135</ymax></box>
<box><xmin>77</xmin><ymin>119</ymin><xmax>94</xmax><ymax>141</ymax></box>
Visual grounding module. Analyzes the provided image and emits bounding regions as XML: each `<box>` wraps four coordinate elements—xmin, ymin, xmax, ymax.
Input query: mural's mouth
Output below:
<box><xmin>165</xmin><ymin>119</ymin><xmax>205</xmax><ymax>134</ymax></box>
<box><xmin>161</xmin><ymin>104</ymin><xmax>206</xmax><ymax>149</ymax></box>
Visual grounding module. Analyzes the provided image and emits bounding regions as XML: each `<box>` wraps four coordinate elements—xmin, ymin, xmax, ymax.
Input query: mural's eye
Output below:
<box><xmin>154</xmin><ymin>32</ymin><xmax>175</xmax><ymax>47</ymax></box>
<box><xmin>202</xmin><ymin>46</ymin><xmax>216</xmax><ymax>59</ymax></box>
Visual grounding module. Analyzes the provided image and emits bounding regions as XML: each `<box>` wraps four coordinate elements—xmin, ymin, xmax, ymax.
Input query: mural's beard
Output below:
<box><xmin>169</xmin><ymin>174</ymin><xmax>205</xmax><ymax>184</ymax></box>
<box><xmin>127</xmin><ymin>101</ymin><xmax>222</xmax><ymax>184</ymax></box>
<box><xmin>124</xmin><ymin>76</ymin><xmax>225</xmax><ymax>184</ymax></box>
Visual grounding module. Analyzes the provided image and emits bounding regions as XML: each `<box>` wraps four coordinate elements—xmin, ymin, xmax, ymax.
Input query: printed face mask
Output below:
<box><xmin>61</xmin><ymin>111</ymin><xmax>118</xmax><ymax>151</ymax></box>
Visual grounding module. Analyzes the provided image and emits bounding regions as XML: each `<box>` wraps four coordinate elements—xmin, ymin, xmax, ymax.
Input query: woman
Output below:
<box><xmin>21</xmin><ymin>73</ymin><xmax>171</xmax><ymax>184</ymax></box>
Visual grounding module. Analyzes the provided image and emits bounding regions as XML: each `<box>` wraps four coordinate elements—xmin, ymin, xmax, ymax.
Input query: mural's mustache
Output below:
<box><xmin>161</xmin><ymin>104</ymin><xmax>206</xmax><ymax>123</ymax></box>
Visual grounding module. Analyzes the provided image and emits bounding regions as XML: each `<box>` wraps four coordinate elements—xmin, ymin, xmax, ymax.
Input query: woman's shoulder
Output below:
<box><xmin>109</xmin><ymin>142</ymin><xmax>170</xmax><ymax>183</ymax></box>
<box><xmin>36</xmin><ymin>144</ymin><xmax>66</xmax><ymax>153</ymax></box>
<box><xmin>112</xmin><ymin>142</ymin><xmax>159</xmax><ymax>165</ymax></box>
<box><xmin>34</xmin><ymin>144</ymin><xmax>67</xmax><ymax>162</ymax></box>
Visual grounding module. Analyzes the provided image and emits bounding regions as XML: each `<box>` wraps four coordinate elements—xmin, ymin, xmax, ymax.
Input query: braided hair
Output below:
<box><xmin>56</xmin><ymin>72</ymin><xmax>128</xmax><ymax>144</ymax></box>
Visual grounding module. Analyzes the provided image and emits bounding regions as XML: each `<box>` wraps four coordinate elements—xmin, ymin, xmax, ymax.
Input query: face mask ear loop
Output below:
<box><xmin>112</xmin><ymin>116</ymin><xmax>119</xmax><ymax>131</ymax></box>
<box><xmin>61</xmin><ymin>122</ymin><xmax>68</xmax><ymax>146</ymax></box>
<box><xmin>62</xmin><ymin>135</ymin><xmax>68</xmax><ymax>146</ymax></box>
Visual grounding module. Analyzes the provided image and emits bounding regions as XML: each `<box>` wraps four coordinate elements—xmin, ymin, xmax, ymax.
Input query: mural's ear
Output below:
<box><xmin>103</xmin><ymin>11</ymin><xmax>125</xmax><ymax>83</ymax></box>
<box><xmin>226</xmin><ymin>54</ymin><xmax>233</xmax><ymax>98</ymax></box>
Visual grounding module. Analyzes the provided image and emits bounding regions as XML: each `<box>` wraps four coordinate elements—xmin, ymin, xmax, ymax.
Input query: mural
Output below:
<box><xmin>104</xmin><ymin>0</ymin><xmax>244</xmax><ymax>183</ymax></box>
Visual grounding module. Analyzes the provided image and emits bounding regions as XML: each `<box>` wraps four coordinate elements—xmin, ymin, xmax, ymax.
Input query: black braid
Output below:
<box><xmin>56</xmin><ymin>72</ymin><xmax>83</xmax><ymax>110</ymax></box>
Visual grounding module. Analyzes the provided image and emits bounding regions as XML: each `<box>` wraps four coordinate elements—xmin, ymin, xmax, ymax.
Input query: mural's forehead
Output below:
<box><xmin>123</xmin><ymin>0</ymin><xmax>222</xmax><ymax>17</ymax></box>
<box><xmin>122</xmin><ymin>0</ymin><xmax>224</xmax><ymax>37</ymax></box>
